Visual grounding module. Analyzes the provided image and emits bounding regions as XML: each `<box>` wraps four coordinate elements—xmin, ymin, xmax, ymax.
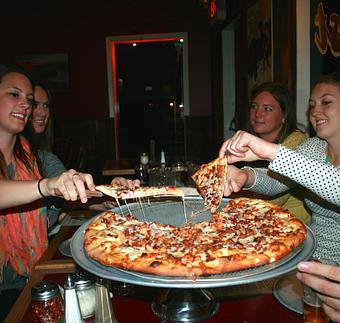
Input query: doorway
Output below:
<box><xmin>106</xmin><ymin>32</ymin><xmax>189</xmax><ymax>164</ymax></box>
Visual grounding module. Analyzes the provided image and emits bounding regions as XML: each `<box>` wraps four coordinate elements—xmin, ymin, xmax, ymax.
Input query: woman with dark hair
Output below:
<box><xmin>248</xmin><ymin>82</ymin><xmax>300</xmax><ymax>143</ymax></box>
<box><xmin>245</xmin><ymin>81</ymin><xmax>310</xmax><ymax>223</ymax></box>
<box><xmin>219</xmin><ymin>70</ymin><xmax>340</xmax><ymax>322</ymax></box>
<box><xmin>220</xmin><ymin>70</ymin><xmax>340</xmax><ymax>254</ymax></box>
<box><xmin>0</xmin><ymin>64</ymin><xmax>96</xmax><ymax>319</ymax></box>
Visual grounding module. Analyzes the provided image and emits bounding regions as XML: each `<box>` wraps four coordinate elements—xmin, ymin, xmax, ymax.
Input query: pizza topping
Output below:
<box><xmin>96</xmin><ymin>184</ymin><xmax>184</xmax><ymax>200</ymax></box>
<box><xmin>84</xmin><ymin>198</ymin><xmax>307</xmax><ymax>277</ymax></box>
<box><xmin>192</xmin><ymin>157</ymin><xmax>227</xmax><ymax>213</ymax></box>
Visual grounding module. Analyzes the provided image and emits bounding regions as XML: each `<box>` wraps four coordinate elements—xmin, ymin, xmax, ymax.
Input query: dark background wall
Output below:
<box><xmin>0</xmin><ymin>0</ymin><xmax>302</xmax><ymax>182</ymax></box>
<box><xmin>0</xmin><ymin>1</ymin><xmax>216</xmax><ymax>181</ymax></box>
<box><xmin>0</xmin><ymin>2</ymin><xmax>213</xmax><ymax>118</ymax></box>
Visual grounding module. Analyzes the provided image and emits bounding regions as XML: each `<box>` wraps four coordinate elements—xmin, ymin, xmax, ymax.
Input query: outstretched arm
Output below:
<box><xmin>219</xmin><ymin>130</ymin><xmax>279</xmax><ymax>163</ymax></box>
<box><xmin>0</xmin><ymin>169</ymin><xmax>95</xmax><ymax>209</ymax></box>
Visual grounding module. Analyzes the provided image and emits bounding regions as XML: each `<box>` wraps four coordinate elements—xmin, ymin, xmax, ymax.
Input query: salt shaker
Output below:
<box><xmin>64</xmin><ymin>274</ymin><xmax>84</xmax><ymax>323</ymax></box>
<box><xmin>31</xmin><ymin>280</ymin><xmax>64</xmax><ymax>323</ymax></box>
<box><xmin>95</xmin><ymin>277</ymin><xmax>118</xmax><ymax>323</ymax></box>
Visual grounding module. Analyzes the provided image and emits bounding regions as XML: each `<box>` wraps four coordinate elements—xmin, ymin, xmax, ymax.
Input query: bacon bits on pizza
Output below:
<box><xmin>96</xmin><ymin>184</ymin><xmax>183</xmax><ymax>200</ymax></box>
<box><xmin>84</xmin><ymin>198</ymin><xmax>307</xmax><ymax>278</ymax></box>
<box><xmin>191</xmin><ymin>157</ymin><xmax>227</xmax><ymax>213</ymax></box>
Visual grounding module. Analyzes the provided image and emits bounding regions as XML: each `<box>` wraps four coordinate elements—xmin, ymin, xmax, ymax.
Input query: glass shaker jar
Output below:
<box><xmin>136</xmin><ymin>152</ymin><xmax>149</xmax><ymax>185</ymax></box>
<box><xmin>31</xmin><ymin>280</ymin><xmax>64</xmax><ymax>323</ymax></box>
<box><xmin>73</xmin><ymin>271</ymin><xmax>96</xmax><ymax>319</ymax></box>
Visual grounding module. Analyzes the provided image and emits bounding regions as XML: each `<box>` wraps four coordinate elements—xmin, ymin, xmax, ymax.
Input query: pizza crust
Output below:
<box><xmin>84</xmin><ymin>198</ymin><xmax>307</xmax><ymax>278</ymax></box>
<box><xmin>96</xmin><ymin>184</ymin><xmax>184</xmax><ymax>200</ymax></box>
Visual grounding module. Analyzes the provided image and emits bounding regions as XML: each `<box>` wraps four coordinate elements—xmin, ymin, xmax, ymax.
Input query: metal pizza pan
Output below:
<box><xmin>71</xmin><ymin>198</ymin><xmax>316</xmax><ymax>288</ymax></box>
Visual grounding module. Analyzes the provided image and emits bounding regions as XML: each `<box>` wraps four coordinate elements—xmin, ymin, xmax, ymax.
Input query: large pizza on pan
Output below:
<box><xmin>84</xmin><ymin>198</ymin><xmax>307</xmax><ymax>277</ymax></box>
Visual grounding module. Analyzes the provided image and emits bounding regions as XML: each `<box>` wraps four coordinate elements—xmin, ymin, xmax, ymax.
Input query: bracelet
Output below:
<box><xmin>241</xmin><ymin>166</ymin><xmax>256</xmax><ymax>190</ymax></box>
<box><xmin>38</xmin><ymin>178</ymin><xmax>46</xmax><ymax>198</ymax></box>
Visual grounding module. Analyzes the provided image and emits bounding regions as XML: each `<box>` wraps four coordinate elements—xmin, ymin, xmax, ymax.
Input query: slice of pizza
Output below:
<box><xmin>191</xmin><ymin>157</ymin><xmax>227</xmax><ymax>213</ymax></box>
<box><xmin>96</xmin><ymin>184</ymin><xmax>184</xmax><ymax>200</ymax></box>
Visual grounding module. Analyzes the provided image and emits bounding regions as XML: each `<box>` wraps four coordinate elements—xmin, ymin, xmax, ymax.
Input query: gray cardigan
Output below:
<box><xmin>250</xmin><ymin>137</ymin><xmax>340</xmax><ymax>264</ymax></box>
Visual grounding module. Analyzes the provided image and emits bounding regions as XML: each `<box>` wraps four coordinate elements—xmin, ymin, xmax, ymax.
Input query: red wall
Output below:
<box><xmin>0</xmin><ymin>1</ymin><xmax>212</xmax><ymax>119</ymax></box>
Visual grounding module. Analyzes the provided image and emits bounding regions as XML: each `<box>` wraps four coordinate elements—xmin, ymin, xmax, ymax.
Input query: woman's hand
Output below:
<box><xmin>223</xmin><ymin>165</ymin><xmax>250</xmax><ymax>196</ymax></box>
<box><xmin>89</xmin><ymin>177</ymin><xmax>141</xmax><ymax>210</ymax></box>
<box><xmin>297</xmin><ymin>261</ymin><xmax>340</xmax><ymax>323</ymax></box>
<box><xmin>219</xmin><ymin>131</ymin><xmax>279</xmax><ymax>164</ymax></box>
<box><xmin>111</xmin><ymin>177</ymin><xmax>140</xmax><ymax>189</ymax></box>
<box><xmin>44</xmin><ymin>169</ymin><xmax>96</xmax><ymax>203</ymax></box>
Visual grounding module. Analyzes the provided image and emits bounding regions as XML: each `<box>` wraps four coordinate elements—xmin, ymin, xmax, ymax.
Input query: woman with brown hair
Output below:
<box><xmin>0</xmin><ymin>64</ymin><xmax>96</xmax><ymax>319</ymax></box>
<box><xmin>245</xmin><ymin>82</ymin><xmax>310</xmax><ymax>223</ymax></box>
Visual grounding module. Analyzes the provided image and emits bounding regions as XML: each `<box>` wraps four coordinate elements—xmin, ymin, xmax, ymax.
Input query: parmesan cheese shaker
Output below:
<box><xmin>73</xmin><ymin>271</ymin><xmax>96</xmax><ymax>319</ymax></box>
<box><xmin>64</xmin><ymin>274</ymin><xmax>84</xmax><ymax>323</ymax></box>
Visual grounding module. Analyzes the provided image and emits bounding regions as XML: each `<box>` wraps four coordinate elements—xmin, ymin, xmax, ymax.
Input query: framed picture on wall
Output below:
<box><xmin>246</xmin><ymin>0</ymin><xmax>273</xmax><ymax>96</ymax></box>
<box><xmin>15</xmin><ymin>52</ymin><xmax>70</xmax><ymax>93</ymax></box>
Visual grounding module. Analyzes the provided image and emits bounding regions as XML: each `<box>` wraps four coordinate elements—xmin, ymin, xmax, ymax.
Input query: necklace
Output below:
<box><xmin>325</xmin><ymin>145</ymin><xmax>340</xmax><ymax>165</ymax></box>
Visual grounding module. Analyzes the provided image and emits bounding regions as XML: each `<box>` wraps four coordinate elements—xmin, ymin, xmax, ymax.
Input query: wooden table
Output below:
<box><xmin>102</xmin><ymin>159</ymin><xmax>137</xmax><ymax>176</ymax></box>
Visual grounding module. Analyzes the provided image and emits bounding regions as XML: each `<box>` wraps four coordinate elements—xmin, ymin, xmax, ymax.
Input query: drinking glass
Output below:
<box><xmin>171</xmin><ymin>162</ymin><xmax>188</xmax><ymax>187</ymax></box>
<box><xmin>303</xmin><ymin>284</ymin><xmax>329</xmax><ymax>323</ymax></box>
<box><xmin>302</xmin><ymin>257</ymin><xmax>336</xmax><ymax>323</ymax></box>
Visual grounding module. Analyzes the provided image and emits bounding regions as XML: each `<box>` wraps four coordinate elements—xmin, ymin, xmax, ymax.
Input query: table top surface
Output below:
<box><xmin>102</xmin><ymin>159</ymin><xmax>137</xmax><ymax>176</ymax></box>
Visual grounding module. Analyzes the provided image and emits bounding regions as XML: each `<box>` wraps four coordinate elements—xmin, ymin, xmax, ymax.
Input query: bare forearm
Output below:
<box><xmin>0</xmin><ymin>179</ymin><xmax>44</xmax><ymax>209</ymax></box>
<box><xmin>0</xmin><ymin>170</ymin><xmax>96</xmax><ymax>209</ymax></box>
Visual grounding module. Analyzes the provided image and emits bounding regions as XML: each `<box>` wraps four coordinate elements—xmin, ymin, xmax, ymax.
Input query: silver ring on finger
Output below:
<box><xmin>72</xmin><ymin>173</ymin><xmax>80</xmax><ymax>179</ymax></box>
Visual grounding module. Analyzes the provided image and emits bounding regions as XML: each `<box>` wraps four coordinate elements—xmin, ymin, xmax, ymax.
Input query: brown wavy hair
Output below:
<box><xmin>23</xmin><ymin>81</ymin><xmax>54</xmax><ymax>152</ymax></box>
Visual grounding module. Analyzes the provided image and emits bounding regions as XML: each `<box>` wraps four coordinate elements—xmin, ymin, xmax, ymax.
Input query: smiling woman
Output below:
<box><xmin>0</xmin><ymin>64</ymin><xmax>47</xmax><ymax>320</ymax></box>
<box><xmin>0</xmin><ymin>64</ymin><xmax>97</xmax><ymax>322</ymax></box>
<box><xmin>241</xmin><ymin>81</ymin><xmax>310</xmax><ymax>224</ymax></box>
<box><xmin>218</xmin><ymin>69</ymin><xmax>340</xmax><ymax>266</ymax></box>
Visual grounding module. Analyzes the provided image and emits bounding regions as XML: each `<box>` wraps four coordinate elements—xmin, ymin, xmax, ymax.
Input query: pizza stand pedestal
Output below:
<box><xmin>71</xmin><ymin>198</ymin><xmax>316</xmax><ymax>322</ymax></box>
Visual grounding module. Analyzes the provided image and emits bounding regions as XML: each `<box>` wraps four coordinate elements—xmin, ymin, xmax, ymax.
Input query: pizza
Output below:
<box><xmin>84</xmin><ymin>197</ymin><xmax>307</xmax><ymax>277</ymax></box>
<box><xmin>191</xmin><ymin>157</ymin><xmax>227</xmax><ymax>213</ymax></box>
<box><xmin>96</xmin><ymin>184</ymin><xmax>183</xmax><ymax>200</ymax></box>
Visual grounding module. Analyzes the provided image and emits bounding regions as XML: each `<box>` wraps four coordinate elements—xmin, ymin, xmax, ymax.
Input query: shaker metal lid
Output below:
<box><xmin>31</xmin><ymin>281</ymin><xmax>60</xmax><ymax>301</ymax></box>
<box><xmin>72</xmin><ymin>271</ymin><xmax>95</xmax><ymax>290</ymax></box>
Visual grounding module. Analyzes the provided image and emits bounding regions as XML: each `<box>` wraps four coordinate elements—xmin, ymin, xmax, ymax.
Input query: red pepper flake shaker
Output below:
<box><xmin>31</xmin><ymin>280</ymin><xmax>64</xmax><ymax>322</ymax></box>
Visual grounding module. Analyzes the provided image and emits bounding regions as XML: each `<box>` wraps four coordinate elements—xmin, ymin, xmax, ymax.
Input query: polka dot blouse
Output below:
<box><xmin>251</xmin><ymin>137</ymin><xmax>340</xmax><ymax>264</ymax></box>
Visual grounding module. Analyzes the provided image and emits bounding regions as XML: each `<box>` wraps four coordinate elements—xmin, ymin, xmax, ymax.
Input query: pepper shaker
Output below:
<box><xmin>31</xmin><ymin>280</ymin><xmax>64</xmax><ymax>323</ymax></box>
